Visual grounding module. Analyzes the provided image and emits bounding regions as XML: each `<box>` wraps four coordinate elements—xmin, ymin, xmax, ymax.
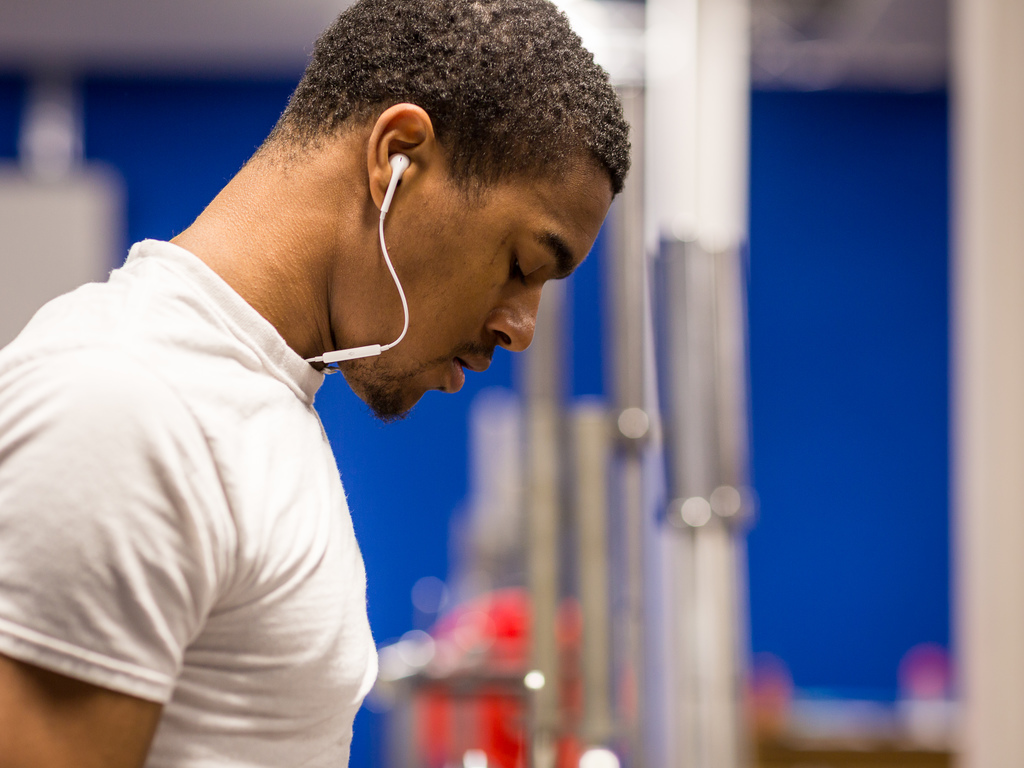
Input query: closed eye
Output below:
<box><xmin>510</xmin><ymin>255</ymin><xmax>527</xmax><ymax>285</ymax></box>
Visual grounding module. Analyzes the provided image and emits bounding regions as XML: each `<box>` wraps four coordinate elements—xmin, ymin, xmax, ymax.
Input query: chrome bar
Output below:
<box><xmin>523</xmin><ymin>280</ymin><xmax>566</xmax><ymax>768</ymax></box>
<box><xmin>572</xmin><ymin>404</ymin><xmax>615</xmax><ymax>747</ymax></box>
<box><xmin>608</xmin><ymin>84</ymin><xmax>649</xmax><ymax>768</ymax></box>
<box><xmin>655</xmin><ymin>237</ymin><xmax>751</xmax><ymax>768</ymax></box>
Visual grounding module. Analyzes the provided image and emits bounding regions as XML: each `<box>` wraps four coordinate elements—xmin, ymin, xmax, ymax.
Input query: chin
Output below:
<box><xmin>340</xmin><ymin>358</ymin><xmax>432</xmax><ymax>422</ymax></box>
<box><xmin>361</xmin><ymin>381</ymin><xmax>424</xmax><ymax>423</ymax></box>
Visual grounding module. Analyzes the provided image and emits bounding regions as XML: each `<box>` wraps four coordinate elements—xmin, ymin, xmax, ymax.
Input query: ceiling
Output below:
<box><xmin>752</xmin><ymin>0</ymin><xmax>948</xmax><ymax>89</ymax></box>
<box><xmin>0</xmin><ymin>0</ymin><xmax>946</xmax><ymax>89</ymax></box>
<box><xmin>0</xmin><ymin>0</ymin><xmax>351</xmax><ymax>77</ymax></box>
<box><xmin>0</xmin><ymin>0</ymin><xmax>645</xmax><ymax>84</ymax></box>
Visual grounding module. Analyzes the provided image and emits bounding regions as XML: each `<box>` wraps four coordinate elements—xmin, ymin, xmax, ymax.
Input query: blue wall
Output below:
<box><xmin>747</xmin><ymin>90</ymin><xmax>949</xmax><ymax>697</ymax></box>
<box><xmin>0</xmin><ymin>77</ymin><xmax>22</xmax><ymax>158</ymax></box>
<box><xmin>82</xmin><ymin>79</ymin><xmax>298</xmax><ymax>252</ymax></box>
<box><xmin>0</xmin><ymin>77</ymin><xmax>950</xmax><ymax>754</ymax></box>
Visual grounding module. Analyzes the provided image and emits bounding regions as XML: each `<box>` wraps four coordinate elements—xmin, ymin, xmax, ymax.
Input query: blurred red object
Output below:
<box><xmin>414</xmin><ymin>588</ymin><xmax>585</xmax><ymax>768</ymax></box>
<box><xmin>747</xmin><ymin>652</ymin><xmax>794</xmax><ymax>738</ymax></box>
<box><xmin>898</xmin><ymin>643</ymin><xmax>950</xmax><ymax>701</ymax></box>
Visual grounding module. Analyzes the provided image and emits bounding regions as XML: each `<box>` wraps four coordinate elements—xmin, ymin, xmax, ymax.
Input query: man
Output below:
<box><xmin>0</xmin><ymin>0</ymin><xmax>629</xmax><ymax>765</ymax></box>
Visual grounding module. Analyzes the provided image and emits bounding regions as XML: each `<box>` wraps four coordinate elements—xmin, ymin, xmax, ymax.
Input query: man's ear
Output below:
<box><xmin>366</xmin><ymin>104</ymin><xmax>437</xmax><ymax>211</ymax></box>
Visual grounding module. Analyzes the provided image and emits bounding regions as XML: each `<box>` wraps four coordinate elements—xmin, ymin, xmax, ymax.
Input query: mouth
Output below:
<box><xmin>448</xmin><ymin>358</ymin><xmax>467</xmax><ymax>392</ymax></box>
<box><xmin>454</xmin><ymin>354</ymin><xmax>491</xmax><ymax>374</ymax></box>
<box><xmin>442</xmin><ymin>350</ymin><xmax>493</xmax><ymax>394</ymax></box>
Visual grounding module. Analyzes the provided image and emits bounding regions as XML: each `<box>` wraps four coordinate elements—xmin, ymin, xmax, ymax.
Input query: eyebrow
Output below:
<box><xmin>537</xmin><ymin>231</ymin><xmax>578</xmax><ymax>279</ymax></box>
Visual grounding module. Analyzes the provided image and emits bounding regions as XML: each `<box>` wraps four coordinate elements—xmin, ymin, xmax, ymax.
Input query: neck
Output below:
<box><xmin>171</xmin><ymin>136</ymin><xmax>380</xmax><ymax>361</ymax></box>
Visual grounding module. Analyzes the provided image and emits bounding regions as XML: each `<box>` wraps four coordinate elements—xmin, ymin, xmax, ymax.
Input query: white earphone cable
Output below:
<box><xmin>378</xmin><ymin>208</ymin><xmax>409</xmax><ymax>351</ymax></box>
<box><xmin>304</xmin><ymin>154</ymin><xmax>409</xmax><ymax>369</ymax></box>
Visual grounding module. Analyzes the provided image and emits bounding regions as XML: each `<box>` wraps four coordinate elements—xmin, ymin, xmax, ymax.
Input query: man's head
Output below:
<box><xmin>235</xmin><ymin>0</ymin><xmax>630</xmax><ymax>420</ymax></box>
<box><xmin>269</xmin><ymin>0</ymin><xmax>630</xmax><ymax>195</ymax></box>
<box><xmin>341</xmin><ymin>128</ymin><xmax>614</xmax><ymax>419</ymax></box>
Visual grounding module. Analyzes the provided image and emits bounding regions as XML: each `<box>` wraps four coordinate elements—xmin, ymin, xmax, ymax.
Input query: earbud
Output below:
<box><xmin>305</xmin><ymin>153</ymin><xmax>412</xmax><ymax>371</ymax></box>
<box><xmin>381</xmin><ymin>153</ymin><xmax>410</xmax><ymax>215</ymax></box>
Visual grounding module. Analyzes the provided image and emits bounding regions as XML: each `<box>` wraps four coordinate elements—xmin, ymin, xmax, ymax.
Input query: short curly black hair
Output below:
<box><xmin>270</xmin><ymin>0</ymin><xmax>630</xmax><ymax>195</ymax></box>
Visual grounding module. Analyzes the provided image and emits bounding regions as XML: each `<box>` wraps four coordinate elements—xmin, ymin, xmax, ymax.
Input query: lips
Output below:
<box><xmin>445</xmin><ymin>352</ymin><xmax>492</xmax><ymax>393</ymax></box>
<box><xmin>455</xmin><ymin>354</ymin><xmax>491</xmax><ymax>374</ymax></box>
<box><xmin>449</xmin><ymin>358</ymin><xmax>466</xmax><ymax>392</ymax></box>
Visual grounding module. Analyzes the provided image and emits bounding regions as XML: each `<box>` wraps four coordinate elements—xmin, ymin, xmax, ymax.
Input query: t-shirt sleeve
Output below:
<box><xmin>0</xmin><ymin>350</ymin><xmax>230</xmax><ymax>703</ymax></box>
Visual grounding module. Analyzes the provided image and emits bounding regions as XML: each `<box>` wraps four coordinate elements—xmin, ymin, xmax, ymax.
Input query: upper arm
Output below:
<box><xmin>0</xmin><ymin>653</ymin><xmax>162</xmax><ymax>768</ymax></box>
<box><xmin>0</xmin><ymin>352</ymin><xmax>228</xmax><ymax>742</ymax></box>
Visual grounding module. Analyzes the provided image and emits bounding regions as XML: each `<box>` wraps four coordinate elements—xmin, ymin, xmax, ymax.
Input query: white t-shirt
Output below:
<box><xmin>0</xmin><ymin>240</ymin><xmax>377</xmax><ymax>767</ymax></box>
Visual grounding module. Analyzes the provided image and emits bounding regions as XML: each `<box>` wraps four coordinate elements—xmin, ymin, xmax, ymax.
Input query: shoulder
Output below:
<box><xmin>0</xmin><ymin>344</ymin><xmax>229</xmax><ymax>551</ymax></box>
<box><xmin>0</xmin><ymin>345</ymin><xmax>203</xmax><ymax>458</ymax></box>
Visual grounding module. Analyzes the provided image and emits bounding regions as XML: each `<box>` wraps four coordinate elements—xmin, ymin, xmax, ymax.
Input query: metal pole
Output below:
<box><xmin>646</xmin><ymin>0</ymin><xmax>752</xmax><ymax>763</ymax></box>
<box><xmin>953</xmin><ymin>1</ymin><xmax>1024</xmax><ymax>766</ymax></box>
<box><xmin>523</xmin><ymin>280</ymin><xmax>566</xmax><ymax>768</ymax></box>
<box><xmin>608</xmin><ymin>84</ymin><xmax>649</xmax><ymax>768</ymax></box>
<box><xmin>572</xmin><ymin>403</ymin><xmax>615</xmax><ymax>748</ymax></box>
<box><xmin>655</xmin><ymin>237</ymin><xmax>752</xmax><ymax>768</ymax></box>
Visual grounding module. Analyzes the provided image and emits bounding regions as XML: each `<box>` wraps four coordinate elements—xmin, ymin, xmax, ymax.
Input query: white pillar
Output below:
<box><xmin>647</xmin><ymin>1</ymin><xmax>751</xmax><ymax>767</ymax></box>
<box><xmin>645</xmin><ymin>0</ymin><xmax>749</xmax><ymax>253</ymax></box>
<box><xmin>953</xmin><ymin>1</ymin><xmax>1024</xmax><ymax>766</ymax></box>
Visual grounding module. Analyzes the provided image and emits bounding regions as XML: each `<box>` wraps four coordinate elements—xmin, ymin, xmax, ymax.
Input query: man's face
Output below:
<box><xmin>340</xmin><ymin>158</ymin><xmax>613</xmax><ymax>420</ymax></box>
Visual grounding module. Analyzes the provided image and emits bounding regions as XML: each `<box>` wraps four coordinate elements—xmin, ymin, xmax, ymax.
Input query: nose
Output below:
<box><xmin>486</xmin><ymin>284</ymin><xmax>542</xmax><ymax>352</ymax></box>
